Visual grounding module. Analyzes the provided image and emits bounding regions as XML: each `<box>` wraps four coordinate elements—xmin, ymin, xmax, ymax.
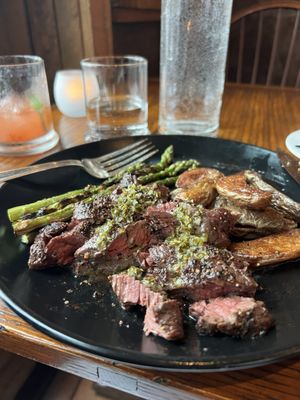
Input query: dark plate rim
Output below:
<box><xmin>1</xmin><ymin>135</ymin><xmax>299</xmax><ymax>372</ymax></box>
<box><xmin>28</xmin><ymin>134</ymin><xmax>277</xmax><ymax>163</ymax></box>
<box><xmin>2</xmin><ymin>287</ymin><xmax>300</xmax><ymax>372</ymax></box>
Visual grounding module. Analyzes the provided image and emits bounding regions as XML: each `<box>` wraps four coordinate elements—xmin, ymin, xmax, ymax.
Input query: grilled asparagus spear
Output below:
<box><xmin>8</xmin><ymin>185</ymin><xmax>99</xmax><ymax>223</ymax></box>
<box><xmin>138</xmin><ymin>160</ymin><xmax>199</xmax><ymax>184</ymax></box>
<box><xmin>8</xmin><ymin>146</ymin><xmax>199</xmax><ymax>235</ymax></box>
<box><xmin>8</xmin><ymin>146</ymin><xmax>174</xmax><ymax>223</ymax></box>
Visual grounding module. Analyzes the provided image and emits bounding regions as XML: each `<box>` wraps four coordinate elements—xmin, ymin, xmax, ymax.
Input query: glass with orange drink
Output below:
<box><xmin>0</xmin><ymin>56</ymin><xmax>59</xmax><ymax>155</ymax></box>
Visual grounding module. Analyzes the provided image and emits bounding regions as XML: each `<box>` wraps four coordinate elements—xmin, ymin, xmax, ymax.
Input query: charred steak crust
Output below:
<box><xmin>29</xmin><ymin>221</ymin><xmax>91</xmax><ymax>269</ymax></box>
<box><xmin>28</xmin><ymin>194</ymin><xmax>113</xmax><ymax>270</ymax></box>
<box><xmin>189</xmin><ymin>296</ymin><xmax>274</xmax><ymax>338</ymax></box>
<box><xmin>145</xmin><ymin>210</ymin><xmax>178</xmax><ymax>240</ymax></box>
<box><xmin>73</xmin><ymin>194</ymin><xmax>112</xmax><ymax>225</ymax></box>
<box><xmin>201</xmin><ymin>208</ymin><xmax>238</xmax><ymax>248</ymax></box>
<box><xmin>140</xmin><ymin>244</ymin><xmax>256</xmax><ymax>301</ymax></box>
<box><xmin>28</xmin><ymin>222</ymin><xmax>68</xmax><ymax>269</ymax></box>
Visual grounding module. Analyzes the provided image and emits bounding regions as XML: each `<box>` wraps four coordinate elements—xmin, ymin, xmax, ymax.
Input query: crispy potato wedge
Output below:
<box><xmin>216</xmin><ymin>172</ymin><xmax>272</xmax><ymax>210</ymax></box>
<box><xmin>172</xmin><ymin>181</ymin><xmax>216</xmax><ymax>206</ymax></box>
<box><xmin>214</xmin><ymin>196</ymin><xmax>297</xmax><ymax>236</ymax></box>
<box><xmin>176</xmin><ymin>168</ymin><xmax>223</xmax><ymax>188</ymax></box>
<box><xmin>245</xmin><ymin>170</ymin><xmax>300</xmax><ymax>222</ymax></box>
<box><xmin>230</xmin><ymin>229</ymin><xmax>300</xmax><ymax>267</ymax></box>
<box><xmin>174</xmin><ymin>168</ymin><xmax>223</xmax><ymax>206</ymax></box>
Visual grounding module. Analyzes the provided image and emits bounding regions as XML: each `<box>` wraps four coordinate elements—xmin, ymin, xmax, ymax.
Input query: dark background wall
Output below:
<box><xmin>1</xmin><ymin>0</ymin><xmax>300</xmax><ymax>93</ymax></box>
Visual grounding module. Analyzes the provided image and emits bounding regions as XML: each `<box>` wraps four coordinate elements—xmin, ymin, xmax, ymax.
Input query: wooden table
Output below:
<box><xmin>1</xmin><ymin>82</ymin><xmax>300</xmax><ymax>400</ymax></box>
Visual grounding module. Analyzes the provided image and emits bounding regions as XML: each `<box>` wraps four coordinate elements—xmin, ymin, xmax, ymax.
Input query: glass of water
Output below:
<box><xmin>81</xmin><ymin>56</ymin><xmax>148</xmax><ymax>141</ymax></box>
<box><xmin>159</xmin><ymin>0</ymin><xmax>233</xmax><ymax>136</ymax></box>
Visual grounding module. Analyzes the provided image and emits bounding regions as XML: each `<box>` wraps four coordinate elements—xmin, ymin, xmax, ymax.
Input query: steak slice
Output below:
<box><xmin>140</xmin><ymin>244</ymin><xmax>257</xmax><ymax>301</ymax></box>
<box><xmin>74</xmin><ymin>220</ymin><xmax>152</xmax><ymax>276</ymax></box>
<box><xmin>46</xmin><ymin>221</ymin><xmax>91</xmax><ymax>266</ymax></box>
<box><xmin>216</xmin><ymin>172</ymin><xmax>272</xmax><ymax>210</ymax></box>
<box><xmin>138</xmin><ymin>242</ymin><xmax>175</xmax><ymax>268</ymax></box>
<box><xmin>73</xmin><ymin>184</ymin><xmax>174</xmax><ymax>277</ymax></box>
<box><xmin>146</xmin><ymin>201</ymin><xmax>177</xmax><ymax>214</ymax></box>
<box><xmin>189</xmin><ymin>296</ymin><xmax>274</xmax><ymax>337</ymax></box>
<box><xmin>110</xmin><ymin>271</ymin><xmax>184</xmax><ymax>340</ymax></box>
<box><xmin>29</xmin><ymin>193</ymin><xmax>113</xmax><ymax>269</ymax></box>
<box><xmin>28</xmin><ymin>222</ymin><xmax>68</xmax><ymax>269</ymax></box>
<box><xmin>144</xmin><ymin>209</ymin><xmax>178</xmax><ymax>240</ymax></box>
<box><xmin>230</xmin><ymin>229</ymin><xmax>300</xmax><ymax>267</ymax></box>
<box><xmin>144</xmin><ymin>300</ymin><xmax>184</xmax><ymax>341</ymax></box>
<box><xmin>74</xmin><ymin>212</ymin><xmax>177</xmax><ymax>276</ymax></box>
<box><xmin>201</xmin><ymin>208</ymin><xmax>238</xmax><ymax>248</ymax></box>
<box><xmin>146</xmin><ymin>202</ymin><xmax>237</xmax><ymax>248</ymax></box>
<box><xmin>110</xmin><ymin>270</ymin><xmax>165</xmax><ymax>308</ymax></box>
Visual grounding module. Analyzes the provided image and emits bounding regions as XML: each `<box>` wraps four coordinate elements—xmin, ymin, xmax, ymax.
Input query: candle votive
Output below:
<box><xmin>53</xmin><ymin>70</ymin><xmax>88</xmax><ymax>118</ymax></box>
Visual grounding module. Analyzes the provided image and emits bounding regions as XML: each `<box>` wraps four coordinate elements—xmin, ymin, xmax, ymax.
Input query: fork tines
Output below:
<box><xmin>92</xmin><ymin>138</ymin><xmax>158</xmax><ymax>175</ymax></box>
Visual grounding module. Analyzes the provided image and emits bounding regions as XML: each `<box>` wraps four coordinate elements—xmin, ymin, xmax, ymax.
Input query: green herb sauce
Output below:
<box><xmin>96</xmin><ymin>184</ymin><xmax>160</xmax><ymax>249</ymax></box>
<box><xmin>166</xmin><ymin>202</ymin><xmax>208</xmax><ymax>273</ymax></box>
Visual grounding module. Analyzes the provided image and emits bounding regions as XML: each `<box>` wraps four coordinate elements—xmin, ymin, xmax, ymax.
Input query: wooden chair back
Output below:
<box><xmin>94</xmin><ymin>0</ymin><xmax>300</xmax><ymax>85</ymax></box>
<box><xmin>227</xmin><ymin>1</ymin><xmax>300</xmax><ymax>87</ymax></box>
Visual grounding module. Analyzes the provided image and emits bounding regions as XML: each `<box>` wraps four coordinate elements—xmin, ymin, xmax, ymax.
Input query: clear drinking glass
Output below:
<box><xmin>0</xmin><ymin>55</ymin><xmax>59</xmax><ymax>155</ymax></box>
<box><xmin>159</xmin><ymin>0</ymin><xmax>233</xmax><ymax>136</ymax></box>
<box><xmin>81</xmin><ymin>56</ymin><xmax>148</xmax><ymax>142</ymax></box>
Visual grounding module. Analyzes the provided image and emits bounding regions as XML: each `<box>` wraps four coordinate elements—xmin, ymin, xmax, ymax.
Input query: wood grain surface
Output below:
<box><xmin>1</xmin><ymin>81</ymin><xmax>300</xmax><ymax>400</ymax></box>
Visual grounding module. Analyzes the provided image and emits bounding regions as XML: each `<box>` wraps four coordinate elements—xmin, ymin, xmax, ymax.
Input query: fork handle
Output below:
<box><xmin>0</xmin><ymin>159</ymin><xmax>83</xmax><ymax>183</ymax></box>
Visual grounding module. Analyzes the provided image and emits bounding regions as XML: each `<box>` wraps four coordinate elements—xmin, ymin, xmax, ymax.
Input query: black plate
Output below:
<box><xmin>1</xmin><ymin>135</ymin><xmax>300</xmax><ymax>372</ymax></box>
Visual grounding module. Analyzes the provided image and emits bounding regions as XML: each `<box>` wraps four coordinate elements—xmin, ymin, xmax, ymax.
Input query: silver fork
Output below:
<box><xmin>0</xmin><ymin>139</ymin><xmax>158</xmax><ymax>183</ymax></box>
